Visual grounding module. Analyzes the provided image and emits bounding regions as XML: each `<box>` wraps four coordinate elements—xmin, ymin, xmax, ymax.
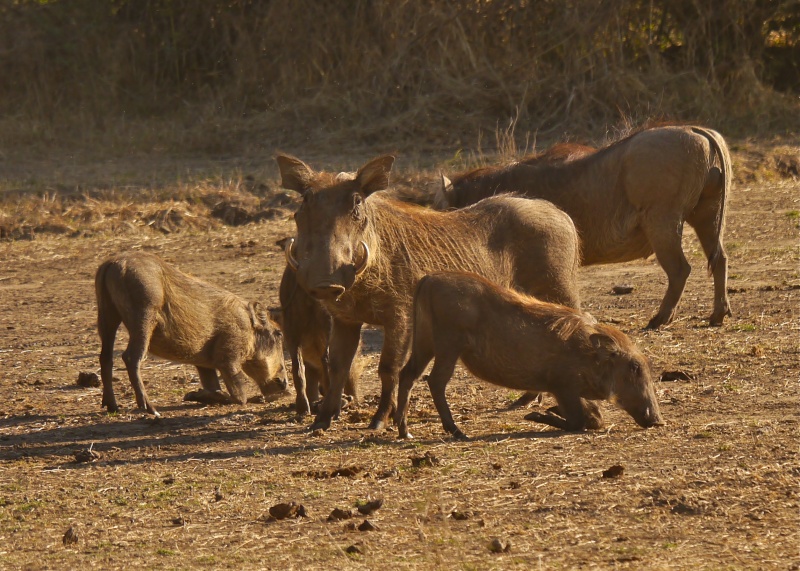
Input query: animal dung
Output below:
<box><xmin>611</xmin><ymin>285</ymin><xmax>635</xmax><ymax>295</ymax></box>
<box><xmin>602</xmin><ymin>464</ymin><xmax>625</xmax><ymax>479</ymax></box>
<box><xmin>328</xmin><ymin>508</ymin><xmax>355</xmax><ymax>521</ymax></box>
<box><xmin>76</xmin><ymin>371</ymin><xmax>101</xmax><ymax>388</ymax></box>
<box><xmin>410</xmin><ymin>451</ymin><xmax>440</xmax><ymax>468</ymax></box>
<box><xmin>267</xmin><ymin>501</ymin><xmax>307</xmax><ymax>520</ymax></box>
<box><xmin>357</xmin><ymin>519</ymin><xmax>378</xmax><ymax>532</ymax></box>
<box><xmin>73</xmin><ymin>446</ymin><xmax>101</xmax><ymax>463</ymax></box>
<box><xmin>488</xmin><ymin>538</ymin><xmax>511</xmax><ymax>553</ymax></box>
<box><xmin>62</xmin><ymin>524</ymin><xmax>79</xmax><ymax>546</ymax></box>
<box><xmin>356</xmin><ymin>498</ymin><xmax>384</xmax><ymax>516</ymax></box>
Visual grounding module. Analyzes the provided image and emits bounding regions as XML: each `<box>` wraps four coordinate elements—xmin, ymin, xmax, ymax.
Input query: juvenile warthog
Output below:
<box><xmin>435</xmin><ymin>126</ymin><xmax>732</xmax><ymax>329</ymax></box>
<box><xmin>271</xmin><ymin>239</ymin><xmax>360</xmax><ymax>417</ymax></box>
<box><xmin>276</xmin><ymin>154</ymin><xmax>581</xmax><ymax>431</ymax></box>
<box><xmin>396</xmin><ymin>272</ymin><xmax>664</xmax><ymax>440</ymax></box>
<box><xmin>95</xmin><ymin>252</ymin><xmax>288</xmax><ymax>416</ymax></box>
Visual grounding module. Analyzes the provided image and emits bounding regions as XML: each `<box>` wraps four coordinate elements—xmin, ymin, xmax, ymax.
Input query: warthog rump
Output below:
<box><xmin>396</xmin><ymin>272</ymin><xmax>664</xmax><ymax>440</ymax></box>
<box><xmin>95</xmin><ymin>252</ymin><xmax>287</xmax><ymax>416</ymax></box>
<box><xmin>435</xmin><ymin>125</ymin><xmax>733</xmax><ymax>329</ymax></box>
<box><xmin>276</xmin><ymin>154</ymin><xmax>582</xmax><ymax>431</ymax></box>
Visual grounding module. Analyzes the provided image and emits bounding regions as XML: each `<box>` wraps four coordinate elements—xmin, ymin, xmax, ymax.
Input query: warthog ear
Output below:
<box><xmin>276</xmin><ymin>155</ymin><xmax>314</xmax><ymax>194</ymax></box>
<box><xmin>433</xmin><ymin>173</ymin><xmax>453</xmax><ymax>209</ymax></box>
<box><xmin>590</xmin><ymin>332</ymin><xmax>620</xmax><ymax>361</ymax></box>
<box><xmin>355</xmin><ymin>155</ymin><xmax>395</xmax><ymax>196</ymax></box>
<box><xmin>248</xmin><ymin>301</ymin><xmax>270</xmax><ymax>329</ymax></box>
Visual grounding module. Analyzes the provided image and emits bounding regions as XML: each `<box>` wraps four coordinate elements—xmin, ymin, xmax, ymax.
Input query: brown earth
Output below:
<box><xmin>0</xmin><ymin>146</ymin><xmax>798</xmax><ymax>570</ymax></box>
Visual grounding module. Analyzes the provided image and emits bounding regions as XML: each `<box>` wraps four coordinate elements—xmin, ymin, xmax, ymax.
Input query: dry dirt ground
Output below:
<box><xmin>0</xmin><ymin>150</ymin><xmax>798</xmax><ymax>570</ymax></box>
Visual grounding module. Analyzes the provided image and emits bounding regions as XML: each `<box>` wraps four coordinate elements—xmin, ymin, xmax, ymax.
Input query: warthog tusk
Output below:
<box><xmin>284</xmin><ymin>237</ymin><xmax>299</xmax><ymax>271</ymax></box>
<box><xmin>354</xmin><ymin>240</ymin><xmax>370</xmax><ymax>276</ymax></box>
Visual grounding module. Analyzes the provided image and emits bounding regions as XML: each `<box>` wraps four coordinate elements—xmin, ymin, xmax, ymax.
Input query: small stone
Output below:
<box><xmin>660</xmin><ymin>370</ymin><xmax>694</xmax><ymax>382</ymax></box>
<box><xmin>602</xmin><ymin>464</ymin><xmax>625</xmax><ymax>479</ymax></box>
<box><xmin>76</xmin><ymin>371</ymin><xmax>101</xmax><ymax>388</ymax></box>
<box><xmin>328</xmin><ymin>508</ymin><xmax>354</xmax><ymax>521</ymax></box>
<box><xmin>358</xmin><ymin>519</ymin><xmax>378</xmax><ymax>532</ymax></box>
<box><xmin>345</xmin><ymin>543</ymin><xmax>364</xmax><ymax>555</ymax></box>
<box><xmin>171</xmin><ymin>516</ymin><xmax>186</xmax><ymax>526</ymax></box>
<box><xmin>62</xmin><ymin>524</ymin><xmax>79</xmax><ymax>546</ymax></box>
<box><xmin>410</xmin><ymin>451</ymin><xmax>440</xmax><ymax>468</ymax></box>
<box><xmin>488</xmin><ymin>538</ymin><xmax>511</xmax><ymax>553</ymax></box>
<box><xmin>73</xmin><ymin>446</ymin><xmax>101</xmax><ymax>463</ymax></box>
<box><xmin>356</xmin><ymin>498</ymin><xmax>383</xmax><ymax>516</ymax></box>
<box><xmin>214</xmin><ymin>487</ymin><xmax>224</xmax><ymax>502</ymax></box>
<box><xmin>611</xmin><ymin>285</ymin><xmax>634</xmax><ymax>295</ymax></box>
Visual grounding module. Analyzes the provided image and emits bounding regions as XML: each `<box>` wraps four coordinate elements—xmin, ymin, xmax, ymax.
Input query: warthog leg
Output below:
<box><xmin>184</xmin><ymin>366</ymin><xmax>230</xmax><ymax>405</ymax></box>
<box><xmin>290</xmin><ymin>349</ymin><xmax>312</xmax><ymax>417</ymax></box>
<box><xmin>395</xmin><ymin>339</ymin><xmax>436</xmax><ymax>439</ymax></box>
<box><xmin>120</xmin><ymin>313</ymin><xmax>160</xmax><ymax>417</ymax></box>
<box><xmin>426</xmin><ymin>353</ymin><xmax>469</xmax><ymax>441</ymax></box>
<box><xmin>98</xmin><ymin>300</ymin><xmax>122</xmax><ymax>414</ymax></box>
<box><xmin>508</xmin><ymin>392</ymin><xmax>543</xmax><ymax>408</ymax></box>
<box><xmin>524</xmin><ymin>390</ymin><xmax>589</xmax><ymax>432</ymax></box>
<box><xmin>311</xmin><ymin>321</ymin><xmax>362</xmax><ymax>431</ymax></box>
<box><xmin>644</xmin><ymin>217</ymin><xmax>691</xmax><ymax>329</ymax></box>
<box><xmin>687</xmin><ymin>190</ymin><xmax>731</xmax><ymax>326</ymax></box>
<box><xmin>369</xmin><ymin>323</ymin><xmax>411</xmax><ymax>430</ymax></box>
<box><xmin>527</xmin><ymin>400</ymin><xmax>605</xmax><ymax>430</ymax></box>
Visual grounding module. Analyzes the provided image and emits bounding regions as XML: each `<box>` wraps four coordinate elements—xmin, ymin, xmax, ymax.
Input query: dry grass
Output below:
<box><xmin>0</xmin><ymin>141</ymin><xmax>798</xmax><ymax>569</ymax></box>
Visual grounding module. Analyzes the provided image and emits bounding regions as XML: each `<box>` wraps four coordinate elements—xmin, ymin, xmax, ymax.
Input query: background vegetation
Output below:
<box><xmin>0</xmin><ymin>0</ymin><xmax>797</xmax><ymax>156</ymax></box>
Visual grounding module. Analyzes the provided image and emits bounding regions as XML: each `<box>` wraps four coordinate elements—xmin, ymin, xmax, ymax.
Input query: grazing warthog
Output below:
<box><xmin>435</xmin><ymin>126</ymin><xmax>733</xmax><ymax>329</ymax></box>
<box><xmin>271</xmin><ymin>239</ymin><xmax>361</xmax><ymax>417</ymax></box>
<box><xmin>276</xmin><ymin>154</ymin><xmax>581</xmax><ymax>431</ymax></box>
<box><xmin>396</xmin><ymin>272</ymin><xmax>664</xmax><ymax>440</ymax></box>
<box><xmin>95</xmin><ymin>252</ymin><xmax>288</xmax><ymax>416</ymax></box>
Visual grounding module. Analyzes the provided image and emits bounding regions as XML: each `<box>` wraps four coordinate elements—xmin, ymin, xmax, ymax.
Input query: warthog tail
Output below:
<box><xmin>691</xmin><ymin>126</ymin><xmax>732</xmax><ymax>276</ymax></box>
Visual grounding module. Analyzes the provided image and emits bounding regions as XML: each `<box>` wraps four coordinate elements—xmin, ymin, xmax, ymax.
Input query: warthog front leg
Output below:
<box><xmin>426</xmin><ymin>353</ymin><xmax>467</xmax><ymax>441</ymax></box>
<box><xmin>369</xmin><ymin>323</ymin><xmax>411</xmax><ymax>431</ymax></box>
<box><xmin>183</xmin><ymin>366</ymin><xmax>232</xmax><ymax>405</ymax></box>
<box><xmin>311</xmin><ymin>320</ymin><xmax>362</xmax><ymax>431</ymax></box>
<box><xmin>395</xmin><ymin>339</ymin><xmax>436</xmax><ymax>439</ymax></box>
<box><xmin>524</xmin><ymin>390</ymin><xmax>593</xmax><ymax>432</ymax></box>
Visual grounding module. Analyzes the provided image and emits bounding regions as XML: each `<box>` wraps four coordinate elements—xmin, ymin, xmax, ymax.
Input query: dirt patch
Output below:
<box><xmin>0</xmin><ymin>150</ymin><xmax>797</xmax><ymax>569</ymax></box>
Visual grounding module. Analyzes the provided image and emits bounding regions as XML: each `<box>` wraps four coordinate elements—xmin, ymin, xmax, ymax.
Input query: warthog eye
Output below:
<box><xmin>352</xmin><ymin>193</ymin><xmax>365</xmax><ymax>220</ymax></box>
<box><xmin>630</xmin><ymin>361</ymin><xmax>641</xmax><ymax>373</ymax></box>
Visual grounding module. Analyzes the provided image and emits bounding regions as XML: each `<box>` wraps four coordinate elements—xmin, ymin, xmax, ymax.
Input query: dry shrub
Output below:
<box><xmin>0</xmin><ymin>0</ymin><xmax>796</xmax><ymax>154</ymax></box>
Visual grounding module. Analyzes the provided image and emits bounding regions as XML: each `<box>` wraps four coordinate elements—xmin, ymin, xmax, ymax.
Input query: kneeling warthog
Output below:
<box><xmin>435</xmin><ymin>125</ymin><xmax>732</xmax><ymax>329</ymax></box>
<box><xmin>276</xmin><ymin>154</ymin><xmax>581</xmax><ymax>431</ymax></box>
<box><xmin>396</xmin><ymin>272</ymin><xmax>664</xmax><ymax>440</ymax></box>
<box><xmin>271</xmin><ymin>241</ymin><xmax>361</xmax><ymax>417</ymax></box>
<box><xmin>95</xmin><ymin>252</ymin><xmax>288</xmax><ymax>416</ymax></box>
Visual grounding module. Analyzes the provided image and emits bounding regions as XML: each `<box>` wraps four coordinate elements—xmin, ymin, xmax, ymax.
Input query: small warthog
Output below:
<box><xmin>95</xmin><ymin>252</ymin><xmax>288</xmax><ymax>416</ymax></box>
<box><xmin>271</xmin><ymin>238</ymin><xmax>360</xmax><ymax>417</ymax></box>
<box><xmin>276</xmin><ymin>154</ymin><xmax>581</xmax><ymax>431</ymax></box>
<box><xmin>435</xmin><ymin>125</ymin><xmax>732</xmax><ymax>329</ymax></box>
<box><xmin>396</xmin><ymin>272</ymin><xmax>664</xmax><ymax>440</ymax></box>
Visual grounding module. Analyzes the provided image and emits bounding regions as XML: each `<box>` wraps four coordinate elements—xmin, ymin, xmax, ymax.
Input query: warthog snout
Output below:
<box><xmin>309</xmin><ymin>282</ymin><xmax>347</xmax><ymax>301</ymax></box>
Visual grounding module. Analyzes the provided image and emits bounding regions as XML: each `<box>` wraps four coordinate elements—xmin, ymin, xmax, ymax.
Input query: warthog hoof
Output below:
<box><xmin>310</xmin><ymin>415</ymin><xmax>332</xmax><ymax>431</ymax></box>
<box><xmin>708</xmin><ymin>307</ymin><xmax>732</xmax><ymax>327</ymax></box>
<box><xmin>451</xmin><ymin>429</ymin><xmax>470</xmax><ymax>442</ymax></box>
<box><xmin>368</xmin><ymin>417</ymin><xmax>386</xmax><ymax>431</ymax></box>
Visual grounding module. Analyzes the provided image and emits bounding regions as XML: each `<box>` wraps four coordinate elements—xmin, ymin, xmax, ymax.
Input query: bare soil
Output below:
<box><xmin>0</xmin><ymin>149</ymin><xmax>798</xmax><ymax>570</ymax></box>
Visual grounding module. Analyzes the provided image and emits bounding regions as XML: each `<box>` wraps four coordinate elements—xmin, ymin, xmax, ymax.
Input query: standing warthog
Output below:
<box><xmin>435</xmin><ymin>126</ymin><xmax>733</xmax><ymax>329</ymax></box>
<box><xmin>95</xmin><ymin>252</ymin><xmax>288</xmax><ymax>417</ymax></box>
<box><xmin>276</xmin><ymin>154</ymin><xmax>582</xmax><ymax>431</ymax></box>
<box><xmin>396</xmin><ymin>272</ymin><xmax>665</xmax><ymax>440</ymax></box>
<box><xmin>271</xmin><ymin>239</ymin><xmax>361</xmax><ymax>417</ymax></box>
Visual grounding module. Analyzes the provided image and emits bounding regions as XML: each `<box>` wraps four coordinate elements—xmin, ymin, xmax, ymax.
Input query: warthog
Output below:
<box><xmin>95</xmin><ymin>252</ymin><xmax>288</xmax><ymax>416</ymax></box>
<box><xmin>396</xmin><ymin>272</ymin><xmax>664</xmax><ymax>440</ymax></box>
<box><xmin>435</xmin><ymin>126</ymin><xmax>732</xmax><ymax>329</ymax></box>
<box><xmin>271</xmin><ymin>239</ymin><xmax>361</xmax><ymax>417</ymax></box>
<box><xmin>276</xmin><ymin>154</ymin><xmax>581</xmax><ymax>431</ymax></box>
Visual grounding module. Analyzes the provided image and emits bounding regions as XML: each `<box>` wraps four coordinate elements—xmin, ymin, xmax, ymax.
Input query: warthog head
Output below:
<box><xmin>590</xmin><ymin>328</ymin><xmax>665</xmax><ymax>428</ymax></box>
<box><xmin>277</xmin><ymin>154</ymin><xmax>394</xmax><ymax>301</ymax></box>
<box><xmin>244</xmin><ymin>301</ymin><xmax>288</xmax><ymax>397</ymax></box>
